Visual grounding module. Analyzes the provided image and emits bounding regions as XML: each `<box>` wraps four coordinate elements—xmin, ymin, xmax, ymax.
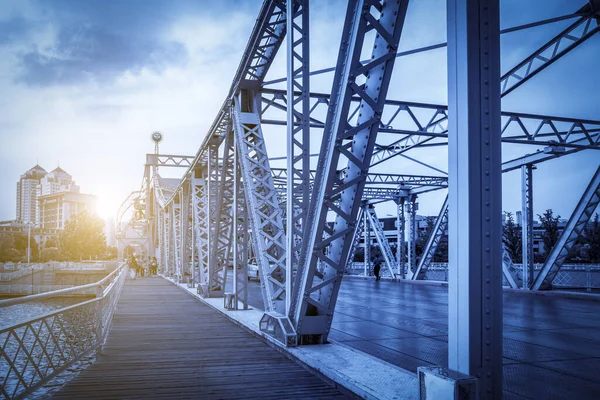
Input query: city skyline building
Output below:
<box><xmin>38</xmin><ymin>191</ymin><xmax>97</xmax><ymax>230</ymax></box>
<box><xmin>15</xmin><ymin>164</ymin><xmax>96</xmax><ymax>229</ymax></box>
<box><xmin>38</xmin><ymin>166</ymin><xmax>80</xmax><ymax>196</ymax></box>
<box><xmin>15</xmin><ymin>164</ymin><xmax>47</xmax><ymax>226</ymax></box>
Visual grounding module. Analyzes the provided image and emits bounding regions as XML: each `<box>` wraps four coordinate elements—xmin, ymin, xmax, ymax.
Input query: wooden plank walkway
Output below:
<box><xmin>54</xmin><ymin>278</ymin><xmax>349</xmax><ymax>399</ymax></box>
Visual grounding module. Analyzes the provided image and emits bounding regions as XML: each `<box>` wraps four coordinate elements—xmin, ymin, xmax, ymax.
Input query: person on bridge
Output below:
<box><xmin>373</xmin><ymin>254</ymin><xmax>382</xmax><ymax>281</ymax></box>
<box><xmin>150</xmin><ymin>257</ymin><xmax>158</xmax><ymax>276</ymax></box>
<box><xmin>128</xmin><ymin>255</ymin><xmax>138</xmax><ymax>280</ymax></box>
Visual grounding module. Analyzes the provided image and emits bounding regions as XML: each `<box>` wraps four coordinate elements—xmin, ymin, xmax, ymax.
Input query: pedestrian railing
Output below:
<box><xmin>0</xmin><ymin>263</ymin><xmax>127</xmax><ymax>400</ymax></box>
<box><xmin>0</xmin><ymin>285</ymin><xmax>96</xmax><ymax>296</ymax></box>
<box><xmin>346</xmin><ymin>261</ymin><xmax>600</xmax><ymax>290</ymax></box>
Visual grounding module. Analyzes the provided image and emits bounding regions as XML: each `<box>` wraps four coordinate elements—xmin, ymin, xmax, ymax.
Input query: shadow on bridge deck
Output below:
<box><xmin>53</xmin><ymin>278</ymin><xmax>350</xmax><ymax>400</ymax></box>
<box><xmin>328</xmin><ymin>278</ymin><xmax>600</xmax><ymax>400</ymax></box>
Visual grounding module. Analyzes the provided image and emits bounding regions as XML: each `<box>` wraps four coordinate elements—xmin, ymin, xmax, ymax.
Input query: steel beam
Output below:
<box><xmin>447</xmin><ymin>0</ymin><xmax>503</xmax><ymax>397</ymax></box>
<box><xmin>291</xmin><ymin>0</ymin><xmax>410</xmax><ymax>343</ymax></box>
<box><xmin>396</xmin><ymin>197</ymin><xmax>406</xmax><ymax>278</ymax></box>
<box><xmin>286</xmin><ymin>0</ymin><xmax>310</xmax><ymax>315</ymax></box>
<box><xmin>532</xmin><ymin>165</ymin><xmax>600</xmax><ymax>290</ymax></box>
<box><xmin>232</xmin><ymin>89</ymin><xmax>289</xmax><ymax>316</ymax></box>
<box><xmin>521</xmin><ymin>164</ymin><xmax>534</xmax><ymax>289</ymax></box>
<box><xmin>412</xmin><ymin>195</ymin><xmax>448</xmax><ymax>280</ymax></box>
<box><xmin>233</xmin><ymin>148</ymin><xmax>249</xmax><ymax>310</ymax></box>
<box><xmin>365</xmin><ymin>206</ymin><xmax>397</xmax><ymax>278</ymax></box>
<box><xmin>407</xmin><ymin>194</ymin><xmax>418</xmax><ymax>274</ymax></box>
<box><xmin>501</xmin><ymin>3</ymin><xmax>600</xmax><ymax>97</ymax></box>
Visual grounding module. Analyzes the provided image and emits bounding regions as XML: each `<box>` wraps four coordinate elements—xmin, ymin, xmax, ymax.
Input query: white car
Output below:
<box><xmin>247</xmin><ymin>264</ymin><xmax>260</xmax><ymax>282</ymax></box>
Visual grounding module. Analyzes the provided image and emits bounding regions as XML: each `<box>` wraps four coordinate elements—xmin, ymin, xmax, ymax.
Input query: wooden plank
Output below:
<box><xmin>54</xmin><ymin>278</ymin><xmax>349</xmax><ymax>399</ymax></box>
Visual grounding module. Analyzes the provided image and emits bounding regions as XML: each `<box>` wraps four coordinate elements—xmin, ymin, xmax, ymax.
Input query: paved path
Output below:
<box><xmin>54</xmin><ymin>278</ymin><xmax>349</xmax><ymax>399</ymax></box>
<box><xmin>328</xmin><ymin>278</ymin><xmax>600</xmax><ymax>400</ymax></box>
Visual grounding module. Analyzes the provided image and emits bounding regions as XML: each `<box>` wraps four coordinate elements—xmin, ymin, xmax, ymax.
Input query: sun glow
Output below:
<box><xmin>95</xmin><ymin>194</ymin><xmax>121</xmax><ymax>221</ymax></box>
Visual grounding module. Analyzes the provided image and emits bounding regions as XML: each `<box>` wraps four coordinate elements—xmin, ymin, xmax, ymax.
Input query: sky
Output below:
<box><xmin>0</xmin><ymin>0</ymin><xmax>599</xmax><ymax>224</ymax></box>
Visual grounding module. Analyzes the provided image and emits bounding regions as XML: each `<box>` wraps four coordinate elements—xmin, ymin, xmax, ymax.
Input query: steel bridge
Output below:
<box><xmin>114</xmin><ymin>0</ymin><xmax>600</xmax><ymax>398</ymax></box>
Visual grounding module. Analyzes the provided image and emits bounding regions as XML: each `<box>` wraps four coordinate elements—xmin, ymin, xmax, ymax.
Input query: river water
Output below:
<box><xmin>0</xmin><ymin>297</ymin><xmax>95</xmax><ymax>399</ymax></box>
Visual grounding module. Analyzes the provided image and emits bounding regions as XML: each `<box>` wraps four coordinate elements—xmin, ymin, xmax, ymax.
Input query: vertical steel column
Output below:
<box><xmin>286</xmin><ymin>0</ymin><xmax>310</xmax><ymax>315</ymax></box>
<box><xmin>521</xmin><ymin>164</ymin><xmax>534</xmax><ymax>289</ymax></box>
<box><xmin>180</xmin><ymin>181</ymin><xmax>191</xmax><ymax>280</ymax></box>
<box><xmin>165</xmin><ymin>205</ymin><xmax>172</xmax><ymax>276</ymax></box>
<box><xmin>363</xmin><ymin>205</ymin><xmax>370</xmax><ymax>277</ymax></box>
<box><xmin>447</xmin><ymin>0</ymin><xmax>502</xmax><ymax>397</ymax></box>
<box><xmin>233</xmin><ymin>148</ymin><xmax>249</xmax><ymax>310</ymax></box>
<box><xmin>396</xmin><ymin>198</ymin><xmax>405</xmax><ymax>278</ymax></box>
<box><xmin>172</xmin><ymin>200</ymin><xmax>181</xmax><ymax>280</ymax></box>
<box><xmin>396</xmin><ymin>197</ymin><xmax>406</xmax><ymax>278</ymax></box>
<box><xmin>407</xmin><ymin>195</ymin><xmax>417</xmax><ymax>274</ymax></box>
<box><xmin>206</xmin><ymin>144</ymin><xmax>222</xmax><ymax>295</ymax></box>
<box><xmin>192</xmin><ymin>172</ymin><xmax>209</xmax><ymax>292</ymax></box>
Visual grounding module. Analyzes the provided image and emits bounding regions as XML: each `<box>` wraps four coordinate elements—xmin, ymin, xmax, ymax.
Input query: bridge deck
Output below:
<box><xmin>54</xmin><ymin>278</ymin><xmax>349</xmax><ymax>399</ymax></box>
<box><xmin>328</xmin><ymin>278</ymin><xmax>600</xmax><ymax>400</ymax></box>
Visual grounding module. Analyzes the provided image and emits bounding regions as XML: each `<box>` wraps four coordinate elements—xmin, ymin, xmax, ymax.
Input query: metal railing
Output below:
<box><xmin>0</xmin><ymin>263</ymin><xmax>127</xmax><ymax>400</ymax></box>
<box><xmin>346</xmin><ymin>261</ymin><xmax>600</xmax><ymax>291</ymax></box>
<box><xmin>0</xmin><ymin>285</ymin><xmax>96</xmax><ymax>296</ymax></box>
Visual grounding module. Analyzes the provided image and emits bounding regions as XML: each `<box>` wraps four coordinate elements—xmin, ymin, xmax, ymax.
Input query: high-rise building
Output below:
<box><xmin>38</xmin><ymin>192</ymin><xmax>97</xmax><ymax>230</ymax></box>
<box><xmin>38</xmin><ymin>166</ymin><xmax>80</xmax><ymax>196</ymax></box>
<box><xmin>16</xmin><ymin>165</ymin><xmax>47</xmax><ymax>226</ymax></box>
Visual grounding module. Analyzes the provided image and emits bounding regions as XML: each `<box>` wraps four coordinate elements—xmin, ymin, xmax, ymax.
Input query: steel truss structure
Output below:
<box><xmin>117</xmin><ymin>0</ymin><xmax>600</xmax><ymax>396</ymax></box>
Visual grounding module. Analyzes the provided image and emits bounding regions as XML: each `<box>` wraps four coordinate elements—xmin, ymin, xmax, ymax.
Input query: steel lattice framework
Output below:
<box><xmin>116</xmin><ymin>0</ymin><xmax>600</xmax><ymax>396</ymax></box>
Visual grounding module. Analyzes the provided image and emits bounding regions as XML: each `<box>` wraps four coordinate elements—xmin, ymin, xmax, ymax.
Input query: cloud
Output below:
<box><xmin>17</xmin><ymin>25</ymin><xmax>188</xmax><ymax>86</ymax></box>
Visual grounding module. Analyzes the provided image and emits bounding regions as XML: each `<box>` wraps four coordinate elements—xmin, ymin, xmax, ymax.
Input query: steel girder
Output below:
<box><xmin>260</xmin><ymin>89</ymin><xmax>600</xmax><ymax>163</ymax></box>
<box><xmin>211</xmin><ymin>132</ymin><xmax>236</xmax><ymax>293</ymax></box>
<box><xmin>406</xmin><ymin>194</ymin><xmax>417</xmax><ymax>274</ymax></box>
<box><xmin>345</xmin><ymin>207</ymin><xmax>365</xmax><ymax>274</ymax></box>
<box><xmin>181</xmin><ymin>181</ymin><xmax>193</xmax><ymax>279</ymax></box>
<box><xmin>174</xmin><ymin>0</ymin><xmax>286</xmax><ymax>182</ymax></box>
<box><xmin>412</xmin><ymin>195</ymin><xmax>448</xmax><ymax>280</ymax></box>
<box><xmin>232</xmin><ymin>92</ymin><xmax>289</xmax><ymax>315</ymax></box>
<box><xmin>363</xmin><ymin>206</ymin><xmax>371</xmax><ymax>277</ymax></box>
<box><xmin>192</xmin><ymin>174</ymin><xmax>209</xmax><ymax>291</ymax></box>
<box><xmin>271</xmin><ymin>168</ymin><xmax>448</xmax><ymax>187</ymax></box>
<box><xmin>501</xmin><ymin>1</ymin><xmax>600</xmax><ymax>97</ymax></box>
<box><xmin>365</xmin><ymin>206</ymin><xmax>397</xmax><ymax>278</ymax></box>
<box><xmin>232</xmin><ymin>152</ymin><xmax>249</xmax><ymax>309</ymax></box>
<box><xmin>286</xmin><ymin>0</ymin><xmax>310</xmax><ymax>314</ymax></box>
<box><xmin>521</xmin><ymin>164</ymin><xmax>535</xmax><ymax>289</ymax></box>
<box><xmin>395</xmin><ymin>197</ymin><xmax>406</xmax><ymax>277</ymax></box>
<box><xmin>172</xmin><ymin>201</ymin><xmax>182</xmax><ymax>279</ymax></box>
<box><xmin>146</xmin><ymin>154</ymin><xmax>195</xmax><ymax>168</ymax></box>
<box><xmin>501</xmin><ymin>246</ymin><xmax>520</xmax><ymax>289</ymax></box>
<box><xmin>165</xmin><ymin>206</ymin><xmax>173</xmax><ymax>276</ymax></box>
<box><xmin>291</xmin><ymin>0</ymin><xmax>410</xmax><ymax>343</ymax></box>
<box><xmin>532</xmin><ymin>165</ymin><xmax>600</xmax><ymax>290</ymax></box>
<box><xmin>205</xmin><ymin>144</ymin><xmax>226</xmax><ymax>296</ymax></box>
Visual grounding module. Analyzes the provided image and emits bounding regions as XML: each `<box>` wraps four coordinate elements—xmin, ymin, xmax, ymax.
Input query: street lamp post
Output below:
<box><xmin>28</xmin><ymin>223</ymin><xmax>33</xmax><ymax>294</ymax></box>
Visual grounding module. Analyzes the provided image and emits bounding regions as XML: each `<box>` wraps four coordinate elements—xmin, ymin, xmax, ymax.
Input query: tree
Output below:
<box><xmin>538</xmin><ymin>209</ymin><xmax>561</xmax><ymax>259</ymax></box>
<box><xmin>106</xmin><ymin>246</ymin><xmax>119</xmax><ymax>260</ymax></box>
<box><xmin>59</xmin><ymin>210</ymin><xmax>107</xmax><ymax>260</ymax></box>
<box><xmin>583</xmin><ymin>213</ymin><xmax>600</xmax><ymax>263</ymax></box>
<box><xmin>503</xmin><ymin>212</ymin><xmax>522</xmax><ymax>262</ymax></box>
<box><xmin>0</xmin><ymin>234</ymin><xmax>20</xmax><ymax>262</ymax></box>
<box><xmin>416</xmin><ymin>216</ymin><xmax>436</xmax><ymax>258</ymax></box>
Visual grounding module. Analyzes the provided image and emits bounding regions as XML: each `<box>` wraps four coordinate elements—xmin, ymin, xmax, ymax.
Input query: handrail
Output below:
<box><xmin>0</xmin><ymin>263</ymin><xmax>126</xmax><ymax>308</ymax></box>
<box><xmin>0</xmin><ymin>262</ymin><xmax>128</xmax><ymax>400</ymax></box>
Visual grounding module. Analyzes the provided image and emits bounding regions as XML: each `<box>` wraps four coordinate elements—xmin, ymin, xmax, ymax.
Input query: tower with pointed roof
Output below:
<box><xmin>39</xmin><ymin>166</ymin><xmax>80</xmax><ymax>196</ymax></box>
<box><xmin>16</xmin><ymin>164</ymin><xmax>47</xmax><ymax>226</ymax></box>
